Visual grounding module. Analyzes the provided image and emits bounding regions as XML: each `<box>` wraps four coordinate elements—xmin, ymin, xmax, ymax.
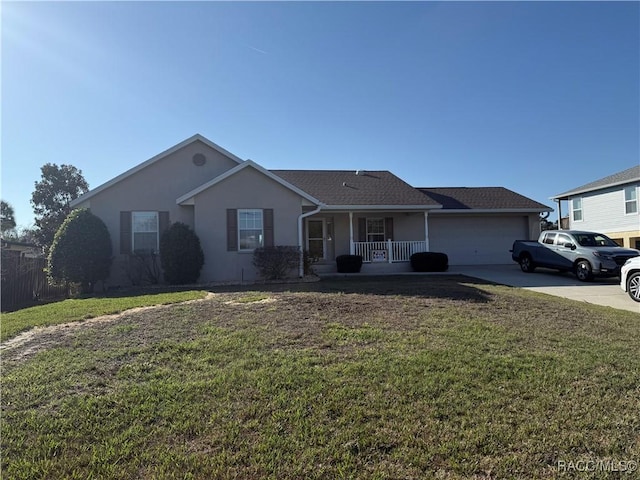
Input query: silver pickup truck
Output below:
<box><xmin>511</xmin><ymin>230</ymin><xmax>639</xmax><ymax>281</ymax></box>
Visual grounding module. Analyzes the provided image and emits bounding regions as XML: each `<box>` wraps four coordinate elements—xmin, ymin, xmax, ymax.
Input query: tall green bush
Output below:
<box><xmin>159</xmin><ymin>223</ymin><xmax>204</xmax><ymax>285</ymax></box>
<box><xmin>48</xmin><ymin>209</ymin><xmax>112</xmax><ymax>293</ymax></box>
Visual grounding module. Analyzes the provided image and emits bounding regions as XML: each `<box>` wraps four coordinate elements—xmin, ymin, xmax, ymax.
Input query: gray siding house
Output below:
<box><xmin>551</xmin><ymin>166</ymin><xmax>640</xmax><ymax>249</ymax></box>
<box><xmin>71</xmin><ymin>134</ymin><xmax>551</xmax><ymax>284</ymax></box>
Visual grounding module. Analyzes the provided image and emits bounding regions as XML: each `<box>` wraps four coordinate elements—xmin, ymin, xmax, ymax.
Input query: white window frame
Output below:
<box><xmin>624</xmin><ymin>186</ymin><xmax>638</xmax><ymax>215</ymax></box>
<box><xmin>366</xmin><ymin>218</ymin><xmax>385</xmax><ymax>242</ymax></box>
<box><xmin>238</xmin><ymin>209</ymin><xmax>264</xmax><ymax>251</ymax></box>
<box><xmin>132</xmin><ymin>211</ymin><xmax>159</xmax><ymax>254</ymax></box>
<box><xmin>571</xmin><ymin>198</ymin><xmax>583</xmax><ymax>222</ymax></box>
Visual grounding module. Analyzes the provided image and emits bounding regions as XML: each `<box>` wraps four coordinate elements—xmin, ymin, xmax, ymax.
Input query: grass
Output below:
<box><xmin>1</xmin><ymin>276</ymin><xmax>639</xmax><ymax>479</ymax></box>
<box><xmin>1</xmin><ymin>290</ymin><xmax>208</xmax><ymax>342</ymax></box>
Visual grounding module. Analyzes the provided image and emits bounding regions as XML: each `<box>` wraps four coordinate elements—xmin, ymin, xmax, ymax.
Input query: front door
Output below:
<box><xmin>307</xmin><ymin>219</ymin><xmax>326</xmax><ymax>260</ymax></box>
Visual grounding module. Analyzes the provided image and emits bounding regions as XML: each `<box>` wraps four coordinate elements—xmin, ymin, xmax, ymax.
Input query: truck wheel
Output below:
<box><xmin>519</xmin><ymin>254</ymin><xmax>535</xmax><ymax>273</ymax></box>
<box><xmin>575</xmin><ymin>260</ymin><xmax>593</xmax><ymax>282</ymax></box>
<box><xmin>628</xmin><ymin>272</ymin><xmax>640</xmax><ymax>302</ymax></box>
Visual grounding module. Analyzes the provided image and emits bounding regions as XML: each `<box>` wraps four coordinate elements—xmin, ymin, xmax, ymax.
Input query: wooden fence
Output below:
<box><xmin>1</xmin><ymin>251</ymin><xmax>68</xmax><ymax>311</ymax></box>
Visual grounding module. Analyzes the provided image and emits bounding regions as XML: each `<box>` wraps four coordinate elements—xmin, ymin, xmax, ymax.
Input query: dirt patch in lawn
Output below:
<box><xmin>1</xmin><ymin>293</ymin><xmax>217</xmax><ymax>362</ymax></box>
<box><xmin>0</xmin><ymin>274</ymin><xmax>612</xmax><ymax>365</ymax></box>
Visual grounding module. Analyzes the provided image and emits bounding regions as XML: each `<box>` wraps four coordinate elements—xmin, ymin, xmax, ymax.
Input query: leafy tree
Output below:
<box><xmin>31</xmin><ymin>163</ymin><xmax>89</xmax><ymax>251</ymax></box>
<box><xmin>13</xmin><ymin>226</ymin><xmax>38</xmax><ymax>244</ymax></box>
<box><xmin>48</xmin><ymin>209</ymin><xmax>112</xmax><ymax>293</ymax></box>
<box><xmin>159</xmin><ymin>222</ymin><xmax>204</xmax><ymax>284</ymax></box>
<box><xmin>1</xmin><ymin>200</ymin><xmax>16</xmax><ymax>236</ymax></box>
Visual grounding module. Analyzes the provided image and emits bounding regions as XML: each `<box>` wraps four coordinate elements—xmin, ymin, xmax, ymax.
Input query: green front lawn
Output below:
<box><xmin>1</xmin><ymin>290</ymin><xmax>208</xmax><ymax>342</ymax></box>
<box><xmin>2</xmin><ymin>276</ymin><xmax>638</xmax><ymax>479</ymax></box>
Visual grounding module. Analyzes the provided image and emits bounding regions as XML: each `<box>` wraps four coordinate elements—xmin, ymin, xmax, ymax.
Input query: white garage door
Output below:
<box><xmin>429</xmin><ymin>215</ymin><xmax>530</xmax><ymax>265</ymax></box>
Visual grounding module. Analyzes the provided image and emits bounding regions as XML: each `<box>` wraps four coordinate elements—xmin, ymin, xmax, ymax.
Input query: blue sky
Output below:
<box><xmin>2</xmin><ymin>1</ymin><xmax>638</xmax><ymax>228</ymax></box>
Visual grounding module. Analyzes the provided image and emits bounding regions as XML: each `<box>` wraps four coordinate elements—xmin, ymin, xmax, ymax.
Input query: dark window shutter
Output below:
<box><xmin>263</xmin><ymin>209</ymin><xmax>274</xmax><ymax>247</ymax></box>
<box><xmin>120</xmin><ymin>211</ymin><xmax>132</xmax><ymax>254</ymax></box>
<box><xmin>159</xmin><ymin>211</ymin><xmax>170</xmax><ymax>236</ymax></box>
<box><xmin>158</xmin><ymin>211</ymin><xmax>170</xmax><ymax>254</ymax></box>
<box><xmin>227</xmin><ymin>209</ymin><xmax>238</xmax><ymax>251</ymax></box>
<box><xmin>358</xmin><ymin>217</ymin><xmax>366</xmax><ymax>242</ymax></box>
<box><xmin>385</xmin><ymin>217</ymin><xmax>394</xmax><ymax>241</ymax></box>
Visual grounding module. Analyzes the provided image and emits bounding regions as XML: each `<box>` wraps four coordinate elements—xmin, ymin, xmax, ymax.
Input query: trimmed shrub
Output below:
<box><xmin>159</xmin><ymin>223</ymin><xmax>204</xmax><ymax>285</ymax></box>
<box><xmin>48</xmin><ymin>208</ymin><xmax>112</xmax><ymax>293</ymax></box>
<box><xmin>253</xmin><ymin>246</ymin><xmax>300</xmax><ymax>280</ymax></box>
<box><xmin>410</xmin><ymin>252</ymin><xmax>449</xmax><ymax>272</ymax></box>
<box><xmin>303</xmin><ymin>249</ymin><xmax>319</xmax><ymax>276</ymax></box>
<box><xmin>123</xmin><ymin>252</ymin><xmax>161</xmax><ymax>286</ymax></box>
<box><xmin>336</xmin><ymin>254</ymin><xmax>363</xmax><ymax>273</ymax></box>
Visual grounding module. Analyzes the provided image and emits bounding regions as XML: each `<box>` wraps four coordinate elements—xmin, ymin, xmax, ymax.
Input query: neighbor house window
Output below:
<box><xmin>571</xmin><ymin>198</ymin><xmax>583</xmax><ymax>222</ymax></box>
<box><xmin>624</xmin><ymin>186</ymin><xmax>638</xmax><ymax>214</ymax></box>
<box><xmin>238</xmin><ymin>209</ymin><xmax>263</xmax><ymax>250</ymax></box>
<box><xmin>132</xmin><ymin>211</ymin><xmax>159</xmax><ymax>254</ymax></box>
<box><xmin>366</xmin><ymin>218</ymin><xmax>385</xmax><ymax>242</ymax></box>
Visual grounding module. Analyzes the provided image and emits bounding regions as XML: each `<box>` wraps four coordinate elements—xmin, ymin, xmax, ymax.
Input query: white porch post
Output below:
<box><xmin>424</xmin><ymin>211</ymin><xmax>430</xmax><ymax>252</ymax></box>
<box><xmin>387</xmin><ymin>239</ymin><xmax>392</xmax><ymax>263</ymax></box>
<box><xmin>556</xmin><ymin>199</ymin><xmax>563</xmax><ymax>230</ymax></box>
<box><xmin>349</xmin><ymin>212</ymin><xmax>354</xmax><ymax>254</ymax></box>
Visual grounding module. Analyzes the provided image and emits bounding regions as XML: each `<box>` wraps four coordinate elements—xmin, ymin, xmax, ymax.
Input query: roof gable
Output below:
<box><xmin>552</xmin><ymin>165</ymin><xmax>640</xmax><ymax>199</ymax></box>
<box><xmin>70</xmin><ymin>134</ymin><xmax>244</xmax><ymax>207</ymax></box>
<box><xmin>419</xmin><ymin>187</ymin><xmax>552</xmax><ymax>212</ymax></box>
<box><xmin>272</xmin><ymin>170</ymin><xmax>441</xmax><ymax>209</ymax></box>
<box><xmin>177</xmin><ymin>161</ymin><xmax>322</xmax><ymax>205</ymax></box>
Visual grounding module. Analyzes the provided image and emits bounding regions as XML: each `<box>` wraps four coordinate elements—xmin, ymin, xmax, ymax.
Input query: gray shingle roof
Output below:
<box><xmin>552</xmin><ymin>165</ymin><xmax>640</xmax><ymax>199</ymax></box>
<box><xmin>272</xmin><ymin>170</ymin><xmax>440</xmax><ymax>207</ymax></box>
<box><xmin>418</xmin><ymin>187</ymin><xmax>552</xmax><ymax>210</ymax></box>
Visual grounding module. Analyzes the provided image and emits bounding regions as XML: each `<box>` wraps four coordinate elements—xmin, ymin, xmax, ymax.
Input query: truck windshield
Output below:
<box><xmin>573</xmin><ymin>233</ymin><xmax>619</xmax><ymax>247</ymax></box>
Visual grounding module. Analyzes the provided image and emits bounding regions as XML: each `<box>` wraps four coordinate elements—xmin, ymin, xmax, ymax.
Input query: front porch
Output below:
<box><xmin>303</xmin><ymin>210</ymin><xmax>432</xmax><ymax>270</ymax></box>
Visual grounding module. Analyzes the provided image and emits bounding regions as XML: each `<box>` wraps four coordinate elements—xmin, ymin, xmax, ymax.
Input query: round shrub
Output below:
<box><xmin>336</xmin><ymin>254</ymin><xmax>363</xmax><ymax>273</ymax></box>
<box><xmin>48</xmin><ymin>208</ymin><xmax>112</xmax><ymax>293</ymax></box>
<box><xmin>159</xmin><ymin>222</ymin><xmax>204</xmax><ymax>285</ymax></box>
<box><xmin>410</xmin><ymin>252</ymin><xmax>448</xmax><ymax>272</ymax></box>
<box><xmin>253</xmin><ymin>246</ymin><xmax>300</xmax><ymax>280</ymax></box>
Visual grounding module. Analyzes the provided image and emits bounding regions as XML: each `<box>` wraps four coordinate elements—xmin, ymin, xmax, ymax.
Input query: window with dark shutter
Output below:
<box><xmin>227</xmin><ymin>209</ymin><xmax>238</xmax><ymax>251</ymax></box>
<box><xmin>366</xmin><ymin>218</ymin><xmax>385</xmax><ymax>242</ymax></box>
<box><xmin>263</xmin><ymin>208</ymin><xmax>274</xmax><ymax>247</ymax></box>
<box><xmin>120</xmin><ymin>211</ymin><xmax>132</xmax><ymax>254</ymax></box>
<box><xmin>159</xmin><ymin>211</ymin><xmax>170</xmax><ymax>235</ymax></box>
<box><xmin>385</xmin><ymin>217</ymin><xmax>394</xmax><ymax>241</ymax></box>
<box><xmin>358</xmin><ymin>218</ymin><xmax>366</xmax><ymax>242</ymax></box>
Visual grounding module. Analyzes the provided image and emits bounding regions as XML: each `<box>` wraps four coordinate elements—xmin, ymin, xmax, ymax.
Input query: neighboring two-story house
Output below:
<box><xmin>551</xmin><ymin>166</ymin><xmax>640</xmax><ymax>249</ymax></box>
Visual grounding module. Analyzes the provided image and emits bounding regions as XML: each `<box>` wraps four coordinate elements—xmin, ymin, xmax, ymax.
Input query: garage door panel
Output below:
<box><xmin>430</xmin><ymin>216</ymin><xmax>529</xmax><ymax>265</ymax></box>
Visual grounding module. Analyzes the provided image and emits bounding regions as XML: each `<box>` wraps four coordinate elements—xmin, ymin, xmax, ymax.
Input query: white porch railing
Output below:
<box><xmin>352</xmin><ymin>240</ymin><xmax>427</xmax><ymax>263</ymax></box>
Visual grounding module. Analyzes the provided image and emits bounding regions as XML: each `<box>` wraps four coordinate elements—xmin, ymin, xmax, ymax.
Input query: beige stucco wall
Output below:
<box><xmin>74</xmin><ymin>140</ymin><xmax>241</xmax><ymax>286</ymax></box>
<box><xmin>193</xmin><ymin>167</ymin><xmax>307</xmax><ymax>282</ymax></box>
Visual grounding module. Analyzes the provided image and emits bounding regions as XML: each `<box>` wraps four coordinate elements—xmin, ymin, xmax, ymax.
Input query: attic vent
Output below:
<box><xmin>192</xmin><ymin>153</ymin><xmax>206</xmax><ymax>166</ymax></box>
<box><xmin>356</xmin><ymin>170</ymin><xmax>365</xmax><ymax>176</ymax></box>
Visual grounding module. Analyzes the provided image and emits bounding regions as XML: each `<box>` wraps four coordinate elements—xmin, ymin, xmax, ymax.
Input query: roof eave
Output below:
<box><xmin>551</xmin><ymin>177</ymin><xmax>640</xmax><ymax>200</ymax></box>
<box><xmin>430</xmin><ymin>207</ymin><xmax>553</xmax><ymax>214</ymax></box>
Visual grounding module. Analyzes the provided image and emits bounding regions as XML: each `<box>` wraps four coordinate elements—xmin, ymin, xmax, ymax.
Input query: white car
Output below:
<box><xmin>620</xmin><ymin>256</ymin><xmax>640</xmax><ymax>302</ymax></box>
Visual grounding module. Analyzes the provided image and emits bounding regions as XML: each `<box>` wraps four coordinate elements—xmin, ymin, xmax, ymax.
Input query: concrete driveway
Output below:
<box><xmin>453</xmin><ymin>264</ymin><xmax>640</xmax><ymax>315</ymax></box>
